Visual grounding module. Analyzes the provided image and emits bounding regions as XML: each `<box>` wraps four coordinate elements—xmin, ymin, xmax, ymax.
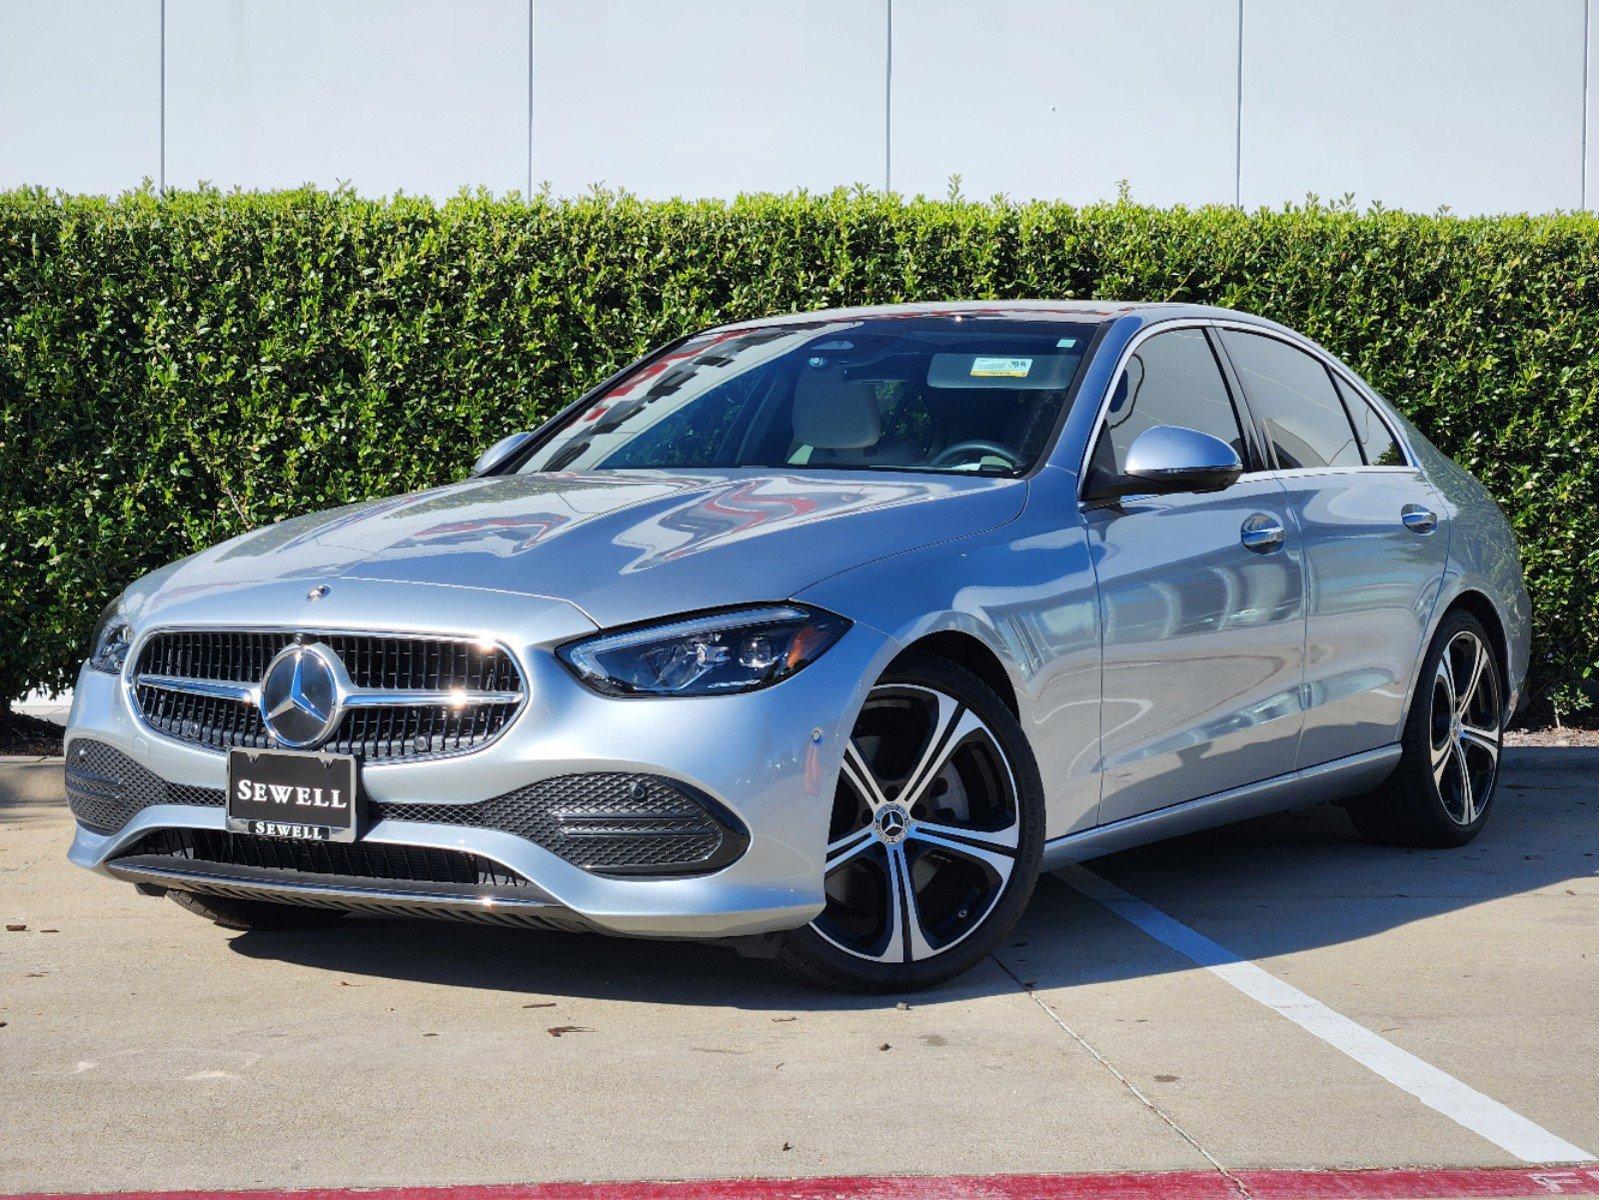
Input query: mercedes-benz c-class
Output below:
<box><xmin>66</xmin><ymin>302</ymin><xmax>1528</xmax><ymax>991</ymax></box>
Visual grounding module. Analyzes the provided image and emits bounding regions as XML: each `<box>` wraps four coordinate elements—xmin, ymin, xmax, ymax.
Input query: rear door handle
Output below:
<box><xmin>1401</xmin><ymin>504</ymin><xmax>1438</xmax><ymax>533</ymax></box>
<box><xmin>1240</xmin><ymin>513</ymin><xmax>1285</xmax><ymax>553</ymax></box>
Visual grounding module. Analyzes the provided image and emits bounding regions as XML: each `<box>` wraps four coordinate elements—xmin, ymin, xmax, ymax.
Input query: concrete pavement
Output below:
<box><xmin>1</xmin><ymin>747</ymin><xmax>1594</xmax><ymax>1193</ymax></box>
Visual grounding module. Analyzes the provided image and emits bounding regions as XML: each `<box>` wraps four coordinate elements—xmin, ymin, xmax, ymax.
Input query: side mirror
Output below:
<box><xmin>1089</xmin><ymin>425</ymin><xmax>1242</xmax><ymax>501</ymax></box>
<box><xmin>470</xmin><ymin>430</ymin><xmax>533</xmax><ymax>477</ymax></box>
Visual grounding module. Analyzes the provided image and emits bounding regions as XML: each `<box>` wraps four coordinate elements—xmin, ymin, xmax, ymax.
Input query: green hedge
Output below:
<box><xmin>2</xmin><ymin>188</ymin><xmax>1596</xmax><ymax>716</ymax></box>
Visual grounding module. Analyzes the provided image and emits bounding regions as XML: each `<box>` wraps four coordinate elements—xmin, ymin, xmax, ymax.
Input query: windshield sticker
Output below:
<box><xmin>971</xmin><ymin>357</ymin><xmax>1033</xmax><ymax>378</ymax></box>
<box><xmin>1057</xmin><ymin>337</ymin><xmax>1078</xmax><ymax>349</ymax></box>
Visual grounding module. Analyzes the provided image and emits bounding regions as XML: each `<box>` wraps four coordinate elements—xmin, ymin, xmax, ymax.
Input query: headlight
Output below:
<box><xmin>559</xmin><ymin>605</ymin><xmax>849</xmax><ymax>697</ymax></box>
<box><xmin>88</xmin><ymin>598</ymin><xmax>134</xmax><ymax>676</ymax></box>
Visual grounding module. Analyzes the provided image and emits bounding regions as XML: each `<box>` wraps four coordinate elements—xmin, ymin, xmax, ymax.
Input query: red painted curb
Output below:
<box><xmin>1239</xmin><ymin>1166</ymin><xmax>1599</xmax><ymax>1197</ymax></box>
<box><xmin>10</xmin><ymin>1167</ymin><xmax>1599</xmax><ymax>1200</ymax></box>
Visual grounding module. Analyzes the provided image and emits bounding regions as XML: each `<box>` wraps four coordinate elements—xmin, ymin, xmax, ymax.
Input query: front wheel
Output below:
<box><xmin>775</xmin><ymin>652</ymin><xmax>1044</xmax><ymax>992</ymax></box>
<box><xmin>1345</xmin><ymin>610</ymin><xmax>1504</xmax><ymax>848</ymax></box>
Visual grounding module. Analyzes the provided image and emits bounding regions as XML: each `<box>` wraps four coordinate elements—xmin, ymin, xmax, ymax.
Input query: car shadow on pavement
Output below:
<box><xmin>227</xmin><ymin>746</ymin><xmax>1598</xmax><ymax>1008</ymax></box>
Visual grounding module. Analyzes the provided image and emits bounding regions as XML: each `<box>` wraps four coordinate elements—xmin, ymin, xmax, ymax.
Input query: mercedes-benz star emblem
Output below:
<box><xmin>258</xmin><ymin>642</ymin><xmax>343</xmax><ymax>748</ymax></box>
<box><xmin>876</xmin><ymin>804</ymin><xmax>910</xmax><ymax>844</ymax></box>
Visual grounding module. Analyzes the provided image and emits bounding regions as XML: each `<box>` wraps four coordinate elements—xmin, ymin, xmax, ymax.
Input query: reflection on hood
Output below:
<box><xmin>141</xmin><ymin>469</ymin><xmax>1027</xmax><ymax>627</ymax></box>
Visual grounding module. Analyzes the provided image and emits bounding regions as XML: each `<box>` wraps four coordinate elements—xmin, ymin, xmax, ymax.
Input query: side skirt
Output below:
<box><xmin>1042</xmin><ymin>744</ymin><xmax>1401</xmax><ymax>869</ymax></box>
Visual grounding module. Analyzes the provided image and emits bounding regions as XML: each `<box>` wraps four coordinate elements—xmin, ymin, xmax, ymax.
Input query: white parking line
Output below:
<box><xmin>1058</xmin><ymin>864</ymin><xmax>1595</xmax><ymax>1165</ymax></box>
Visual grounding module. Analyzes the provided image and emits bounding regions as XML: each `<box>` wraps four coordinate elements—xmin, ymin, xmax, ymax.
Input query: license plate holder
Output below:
<box><xmin>226</xmin><ymin>748</ymin><xmax>361</xmax><ymax>843</ymax></box>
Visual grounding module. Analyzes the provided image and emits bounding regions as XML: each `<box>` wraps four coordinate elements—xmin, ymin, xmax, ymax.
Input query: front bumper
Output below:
<box><xmin>66</xmin><ymin>581</ymin><xmax>893</xmax><ymax>939</ymax></box>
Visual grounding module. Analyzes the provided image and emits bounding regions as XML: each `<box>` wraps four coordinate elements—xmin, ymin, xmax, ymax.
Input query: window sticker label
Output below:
<box><xmin>970</xmin><ymin>356</ymin><xmax>1033</xmax><ymax>378</ymax></box>
<box><xmin>1057</xmin><ymin>337</ymin><xmax>1078</xmax><ymax>348</ymax></box>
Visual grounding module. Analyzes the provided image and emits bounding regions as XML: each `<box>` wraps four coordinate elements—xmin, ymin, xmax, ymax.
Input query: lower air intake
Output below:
<box><xmin>68</xmin><ymin>737</ymin><xmax>749</xmax><ymax>877</ymax></box>
<box><xmin>379</xmin><ymin>774</ymin><xmax>749</xmax><ymax>877</ymax></box>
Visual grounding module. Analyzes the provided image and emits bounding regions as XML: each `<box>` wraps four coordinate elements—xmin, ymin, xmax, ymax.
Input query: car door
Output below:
<box><xmin>1083</xmin><ymin>324</ymin><xmax>1307</xmax><ymax>825</ymax></box>
<box><xmin>1215</xmin><ymin>327</ymin><xmax>1449</xmax><ymax>767</ymax></box>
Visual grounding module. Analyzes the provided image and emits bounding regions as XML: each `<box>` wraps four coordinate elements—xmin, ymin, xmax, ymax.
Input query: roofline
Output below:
<box><xmin>707</xmin><ymin>299</ymin><xmax>1276</xmax><ymax>332</ymax></box>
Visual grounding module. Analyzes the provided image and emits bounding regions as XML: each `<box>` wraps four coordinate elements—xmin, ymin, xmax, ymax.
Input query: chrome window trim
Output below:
<box><xmin>122</xmin><ymin>624</ymin><xmax>530</xmax><ymax>762</ymax></box>
<box><xmin>1075</xmin><ymin>317</ymin><xmax>1418</xmax><ymax>500</ymax></box>
<box><xmin>1268</xmin><ymin>465</ymin><xmax>1421</xmax><ymax>480</ymax></box>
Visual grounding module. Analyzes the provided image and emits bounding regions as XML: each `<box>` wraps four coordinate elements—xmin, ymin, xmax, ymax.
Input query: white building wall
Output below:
<box><xmin>532</xmin><ymin>0</ymin><xmax>887</xmax><ymax>198</ymax></box>
<box><xmin>1239</xmin><ymin>0</ymin><xmax>1586</xmax><ymax>214</ymax></box>
<box><xmin>0</xmin><ymin>0</ymin><xmax>162</xmax><ymax>193</ymax></box>
<box><xmin>891</xmin><ymin>0</ymin><xmax>1239</xmax><ymax>206</ymax></box>
<box><xmin>164</xmin><ymin>0</ymin><xmax>529</xmax><ymax>197</ymax></box>
<box><xmin>1</xmin><ymin>0</ymin><xmax>1594</xmax><ymax>214</ymax></box>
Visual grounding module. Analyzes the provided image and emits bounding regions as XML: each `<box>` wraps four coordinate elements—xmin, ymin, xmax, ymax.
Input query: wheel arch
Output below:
<box><xmin>889</xmin><ymin>629</ymin><xmax>1019</xmax><ymax>719</ymax></box>
<box><xmin>1393</xmin><ymin>579</ymin><xmax>1521</xmax><ymax>740</ymax></box>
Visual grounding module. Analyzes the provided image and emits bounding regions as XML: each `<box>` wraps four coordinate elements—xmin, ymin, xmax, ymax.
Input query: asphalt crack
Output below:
<box><xmin>990</xmin><ymin>951</ymin><xmax>1253</xmax><ymax>1199</ymax></box>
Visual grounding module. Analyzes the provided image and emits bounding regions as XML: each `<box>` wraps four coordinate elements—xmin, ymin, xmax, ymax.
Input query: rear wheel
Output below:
<box><xmin>775</xmin><ymin>653</ymin><xmax>1043</xmax><ymax>992</ymax></box>
<box><xmin>1345</xmin><ymin>610</ymin><xmax>1504</xmax><ymax>848</ymax></box>
<box><xmin>168</xmin><ymin>889</ymin><xmax>347</xmax><ymax>931</ymax></box>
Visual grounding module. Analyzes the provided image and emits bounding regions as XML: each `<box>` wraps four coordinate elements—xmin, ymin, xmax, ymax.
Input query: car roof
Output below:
<box><xmin>709</xmin><ymin>299</ymin><xmax>1283</xmax><ymax>332</ymax></box>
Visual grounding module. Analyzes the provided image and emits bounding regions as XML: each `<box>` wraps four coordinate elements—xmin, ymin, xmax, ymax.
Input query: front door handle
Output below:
<box><xmin>1240</xmin><ymin>513</ymin><xmax>1285</xmax><ymax>553</ymax></box>
<box><xmin>1401</xmin><ymin>504</ymin><xmax>1438</xmax><ymax>533</ymax></box>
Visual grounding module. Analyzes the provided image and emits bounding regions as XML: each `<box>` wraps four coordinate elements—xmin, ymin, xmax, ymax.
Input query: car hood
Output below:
<box><xmin>138</xmin><ymin>469</ymin><xmax>1027</xmax><ymax>628</ymax></box>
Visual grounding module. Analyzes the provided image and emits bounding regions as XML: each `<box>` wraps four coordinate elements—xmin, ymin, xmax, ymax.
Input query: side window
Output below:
<box><xmin>1220</xmin><ymin>330</ymin><xmax>1361</xmax><ymax>469</ymax></box>
<box><xmin>1334</xmin><ymin>376</ymin><xmax>1406</xmax><ymax>467</ymax></box>
<box><xmin>1091</xmin><ymin>328</ymin><xmax>1246</xmax><ymax>478</ymax></box>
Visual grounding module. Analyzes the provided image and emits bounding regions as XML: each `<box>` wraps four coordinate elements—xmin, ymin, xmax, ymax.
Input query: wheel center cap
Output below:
<box><xmin>875</xmin><ymin>804</ymin><xmax>910</xmax><ymax>844</ymax></box>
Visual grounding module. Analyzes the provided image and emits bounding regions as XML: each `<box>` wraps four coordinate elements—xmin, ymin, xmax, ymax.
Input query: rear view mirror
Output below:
<box><xmin>470</xmin><ymin>430</ymin><xmax>533</xmax><ymax>477</ymax></box>
<box><xmin>1088</xmin><ymin>425</ymin><xmax>1242</xmax><ymax>502</ymax></box>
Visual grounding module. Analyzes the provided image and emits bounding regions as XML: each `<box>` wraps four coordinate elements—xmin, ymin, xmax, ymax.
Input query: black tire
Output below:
<box><xmin>1344</xmin><ymin>609</ymin><xmax>1505</xmax><ymax>848</ymax></box>
<box><xmin>168</xmin><ymin>889</ymin><xmax>347</xmax><ymax>931</ymax></box>
<box><xmin>774</xmin><ymin>652</ymin><xmax>1044</xmax><ymax>993</ymax></box>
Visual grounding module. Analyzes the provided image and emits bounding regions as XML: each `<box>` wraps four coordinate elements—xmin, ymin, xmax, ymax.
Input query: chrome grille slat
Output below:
<box><xmin>130</xmin><ymin>630</ymin><xmax>525</xmax><ymax>763</ymax></box>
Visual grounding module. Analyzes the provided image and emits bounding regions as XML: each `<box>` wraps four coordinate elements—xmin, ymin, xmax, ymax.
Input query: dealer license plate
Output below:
<box><xmin>226</xmin><ymin>748</ymin><xmax>360</xmax><ymax>843</ymax></box>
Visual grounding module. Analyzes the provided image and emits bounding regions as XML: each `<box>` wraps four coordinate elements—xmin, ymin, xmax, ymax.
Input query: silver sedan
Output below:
<box><xmin>66</xmin><ymin>302</ymin><xmax>1529</xmax><ymax>991</ymax></box>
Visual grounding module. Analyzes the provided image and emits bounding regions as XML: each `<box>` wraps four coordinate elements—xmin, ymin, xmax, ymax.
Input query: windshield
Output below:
<box><xmin>517</xmin><ymin>316</ymin><xmax>1099</xmax><ymax>477</ymax></box>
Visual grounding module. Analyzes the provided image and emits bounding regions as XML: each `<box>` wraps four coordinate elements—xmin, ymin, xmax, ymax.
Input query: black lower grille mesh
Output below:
<box><xmin>67</xmin><ymin>739</ymin><xmax>222</xmax><ymax>834</ymax></box>
<box><xmin>379</xmin><ymin>773</ymin><xmax>747</xmax><ymax>875</ymax></box>
<box><xmin>69</xmin><ymin>738</ymin><xmax>748</xmax><ymax>876</ymax></box>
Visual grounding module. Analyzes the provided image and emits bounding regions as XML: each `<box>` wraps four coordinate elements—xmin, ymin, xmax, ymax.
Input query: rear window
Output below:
<box><xmin>1335</xmin><ymin>376</ymin><xmax>1407</xmax><ymax>466</ymax></box>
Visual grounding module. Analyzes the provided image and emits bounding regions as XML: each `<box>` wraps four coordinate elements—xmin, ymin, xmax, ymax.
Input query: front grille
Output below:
<box><xmin>136</xmin><ymin>630</ymin><xmax>519</xmax><ymax>692</ymax></box>
<box><xmin>67</xmin><ymin>738</ymin><xmax>749</xmax><ymax>877</ymax></box>
<box><xmin>131</xmin><ymin>630</ymin><xmax>524</xmax><ymax>762</ymax></box>
<box><xmin>135</xmin><ymin>684</ymin><xmax>272</xmax><ymax>751</ymax></box>
<box><xmin>121</xmin><ymin>828</ymin><xmax>537</xmax><ymax>889</ymax></box>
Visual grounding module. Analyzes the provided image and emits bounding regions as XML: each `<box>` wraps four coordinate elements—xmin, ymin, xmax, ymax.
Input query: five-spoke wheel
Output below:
<box><xmin>776</xmin><ymin>654</ymin><xmax>1042</xmax><ymax>991</ymax></box>
<box><xmin>1345</xmin><ymin>609</ymin><xmax>1505</xmax><ymax>848</ymax></box>
<box><xmin>1429</xmin><ymin>628</ymin><xmax>1502</xmax><ymax>826</ymax></box>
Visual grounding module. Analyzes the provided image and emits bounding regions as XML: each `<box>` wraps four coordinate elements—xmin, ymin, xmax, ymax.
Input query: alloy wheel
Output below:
<box><xmin>809</xmin><ymin>684</ymin><xmax>1022</xmax><ymax>963</ymax></box>
<box><xmin>1429</xmin><ymin>629</ymin><xmax>1502</xmax><ymax>826</ymax></box>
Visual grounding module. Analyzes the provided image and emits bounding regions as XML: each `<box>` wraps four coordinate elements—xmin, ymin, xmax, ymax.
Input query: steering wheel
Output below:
<box><xmin>929</xmin><ymin>440</ymin><xmax>1023</xmax><ymax>470</ymax></box>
